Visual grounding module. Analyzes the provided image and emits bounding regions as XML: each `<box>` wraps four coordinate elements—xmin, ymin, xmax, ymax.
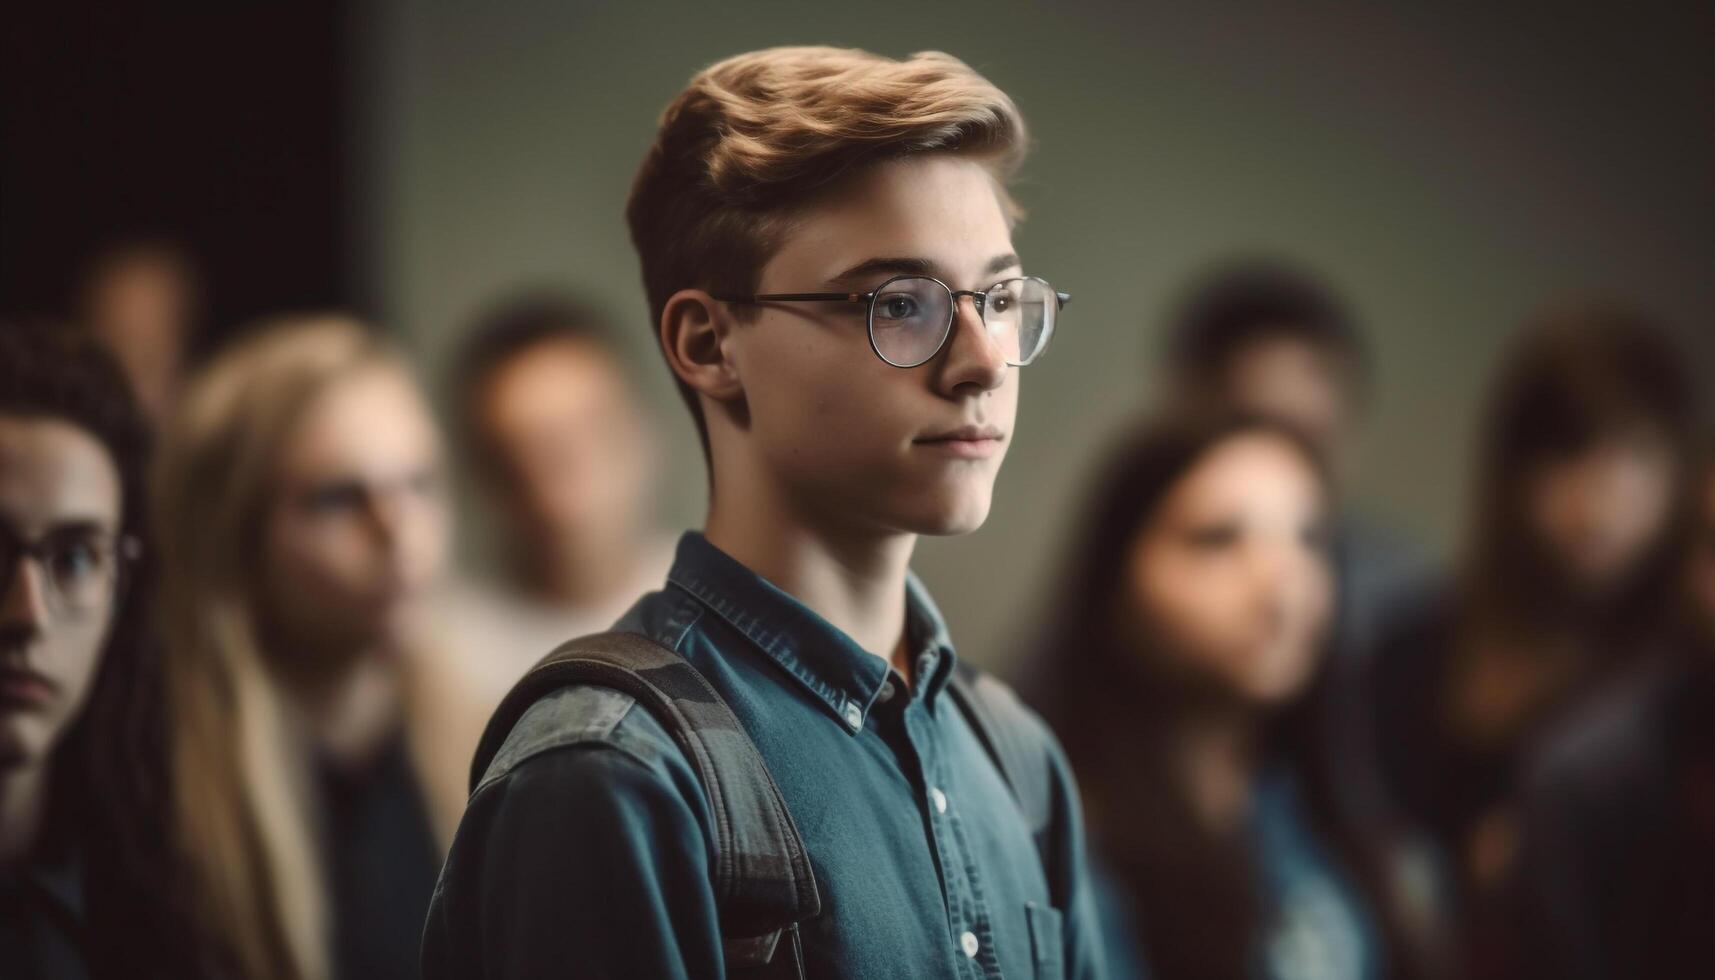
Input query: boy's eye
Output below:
<box><xmin>876</xmin><ymin>294</ymin><xmax>922</xmax><ymax>320</ymax></box>
<box><xmin>988</xmin><ymin>290</ymin><xmax>1015</xmax><ymax>314</ymax></box>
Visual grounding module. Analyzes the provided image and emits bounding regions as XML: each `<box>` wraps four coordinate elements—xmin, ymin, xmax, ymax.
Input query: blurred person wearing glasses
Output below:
<box><xmin>1029</xmin><ymin>413</ymin><xmax>1445</xmax><ymax>980</ymax></box>
<box><xmin>441</xmin><ymin>294</ymin><xmax>674</xmax><ymax>688</ymax></box>
<box><xmin>0</xmin><ymin>325</ymin><xmax>197</xmax><ymax>978</ymax></box>
<box><xmin>425</xmin><ymin>47</ymin><xmax>1100</xmax><ymax>978</ymax></box>
<box><xmin>154</xmin><ymin>316</ymin><xmax>492</xmax><ymax>980</ymax></box>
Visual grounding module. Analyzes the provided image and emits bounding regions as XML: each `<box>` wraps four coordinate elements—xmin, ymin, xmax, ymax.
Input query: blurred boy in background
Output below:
<box><xmin>441</xmin><ymin>295</ymin><xmax>674</xmax><ymax>684</ymax></box>
<box><xmin>75</xmin><ymin>240</ymin><xmax>203</xmax><ymax>428</ymax></box>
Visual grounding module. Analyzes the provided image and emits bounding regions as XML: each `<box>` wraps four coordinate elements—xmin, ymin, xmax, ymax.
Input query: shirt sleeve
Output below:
<box><xmin>422</xmin><ymin>743</ymin><xmax>723</xmax><ymax>980</ymax></box>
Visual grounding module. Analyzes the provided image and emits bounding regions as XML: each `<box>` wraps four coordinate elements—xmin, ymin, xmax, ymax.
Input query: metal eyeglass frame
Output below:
<box><xmin>712</xmin><ymin>274</ymin><xmax>1070</xmax><ymax>368</ymax></box>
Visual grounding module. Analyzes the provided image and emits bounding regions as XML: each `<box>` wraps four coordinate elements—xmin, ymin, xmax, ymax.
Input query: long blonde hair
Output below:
<box><xmin>155</xmin><ymin>316</ymin><xmax>479</xmax><ymax>980</ymax></box>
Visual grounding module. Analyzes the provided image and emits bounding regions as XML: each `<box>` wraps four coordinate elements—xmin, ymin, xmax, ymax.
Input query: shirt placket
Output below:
<box><xmin>903</xmin><ymin>654</ymin><xmax>1004</xmax><ymax>980</ymax></box>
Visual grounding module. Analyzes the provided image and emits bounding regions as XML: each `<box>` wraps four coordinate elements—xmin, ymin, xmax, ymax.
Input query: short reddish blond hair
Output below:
<box><xmin>625</xmin><ymin>47</ymin><xmax>1028</xmax><ymax>439</ymax></box>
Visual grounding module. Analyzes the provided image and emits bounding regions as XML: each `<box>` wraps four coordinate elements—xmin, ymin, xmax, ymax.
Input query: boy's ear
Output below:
<box><xmin>659</xmin><ymin>288</ymin><xmax>745</xmax><ymax>403</ymax></box>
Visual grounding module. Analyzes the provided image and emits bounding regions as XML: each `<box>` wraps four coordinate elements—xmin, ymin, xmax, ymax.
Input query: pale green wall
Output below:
<box><xmin>368</xmin><ymin>0</ymin><xmax>1713</xmax><ymax>672</ymax></box>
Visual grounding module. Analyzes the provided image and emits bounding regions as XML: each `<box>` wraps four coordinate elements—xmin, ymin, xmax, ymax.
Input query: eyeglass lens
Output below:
<box><xmin>867</xmin><ymin>276</ymin><xmax>1057</xmax><ymax>368</ymax></box>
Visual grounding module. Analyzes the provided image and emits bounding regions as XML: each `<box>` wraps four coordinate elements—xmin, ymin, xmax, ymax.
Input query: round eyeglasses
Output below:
<box><xmin>0</xmin><ymin>527</ymin><xmax>141</xmax><ymax>620</ymax></box>
<box><xmin>714</xmin><ymin>275</ymin><xmax>1069</xmax><ymax>369</ymax></box>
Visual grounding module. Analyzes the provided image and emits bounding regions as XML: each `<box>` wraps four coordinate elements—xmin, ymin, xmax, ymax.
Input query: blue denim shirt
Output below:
<box><xmin>424</xmin><ymin>532</ymin><xmax>1102</xmax><ymax>979</ymax></box>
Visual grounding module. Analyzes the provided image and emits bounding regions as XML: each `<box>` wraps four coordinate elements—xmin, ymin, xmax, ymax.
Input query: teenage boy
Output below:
<box><xmin>424</xmin><ymin>47</ymin><xmax>1100</xmax><ymax>978</ymax></box>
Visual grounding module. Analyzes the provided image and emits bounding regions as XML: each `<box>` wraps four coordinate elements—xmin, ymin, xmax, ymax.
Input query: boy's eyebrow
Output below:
<box><xmin>827</xmin><ymin>256</ymin><xmax>935</xmax><ymax>286</ymax></box>
<box><xmin>827</xmin><ymin>252</ymin><xmax>1022</xmax><ymax>287</ymax></box>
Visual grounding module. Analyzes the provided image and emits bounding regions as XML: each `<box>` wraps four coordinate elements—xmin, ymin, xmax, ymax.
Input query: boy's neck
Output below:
<box><xmin>704</xmin><ymin>493</ymin><xmax>916</xmax><ymax>667</ymax></box>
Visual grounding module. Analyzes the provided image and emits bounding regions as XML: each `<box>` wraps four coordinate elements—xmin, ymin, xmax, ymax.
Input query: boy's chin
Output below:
<box><xmin>892</xmin><ymin>493</ymin><xmax>994</xmax><ymax>537</ymax></box>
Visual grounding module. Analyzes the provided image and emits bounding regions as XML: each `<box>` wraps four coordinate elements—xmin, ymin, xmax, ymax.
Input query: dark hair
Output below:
<box><xmin>1029</xmin><ymin>411</ymin><xmax>1427</xmax><ymax>980</ymax></box>
<box><xmin>450</xmin><ymin>292</ymin><xmax>627</xmax><ymax>469</ymax></box>
<box><xmin>0</xmin><ymin>322</ymin><xmax>194</xmax><ymax>973</ymax></box>
<box><xmin>1467</xmin><ymin>299</ymin><xmax>1700</xmax><ymax>630</ymax></box>
<box><xmin>1163</xmin><ymin>258</ymin><xmax>1369</xmax><ymax>404</ymax></box>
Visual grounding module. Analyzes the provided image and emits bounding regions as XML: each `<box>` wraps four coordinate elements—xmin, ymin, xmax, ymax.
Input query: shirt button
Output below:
<box><xmin>960</xmin><ymin>931</ymin><xmax>979</xmax><ymax>958</ymax></box>
<box><xmin>876</xmin><ymin>680</ymin><xmax>895</xmax><ymax>703</ymax></box>
<box><xmin>930</xmin><ymin>786</ymin><xmax>948</xmax><ymax>814</ymax></box>
<box><xmin>843</xmin><ymin>702</ymin><xmax>864</xmax><ymax>730</ymax></box>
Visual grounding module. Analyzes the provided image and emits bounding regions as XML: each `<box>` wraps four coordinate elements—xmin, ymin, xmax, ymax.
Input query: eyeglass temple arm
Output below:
<box><xmin>711</xmin><ymin>292</ymin><xmax>865</xmax><ymax>304</ymax></box>
<box><xmin>1056</xmin><ymin>291</ymin><xmax>1072</xmax><ymax>309</ymax></box>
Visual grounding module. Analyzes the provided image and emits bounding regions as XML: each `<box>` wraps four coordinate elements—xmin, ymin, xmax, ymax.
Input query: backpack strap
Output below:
<box><xmin>470</xmin><ymin>631</ymin><xmax>821</xmax><ymax>976</ymax></box>
<box><xmin>947</xmin><ymin>661</ymin><xmax>1053</xmax><ymax>857</ymax></box>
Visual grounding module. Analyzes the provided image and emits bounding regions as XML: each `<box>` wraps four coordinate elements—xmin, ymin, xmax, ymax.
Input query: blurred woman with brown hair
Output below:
<box><xmin>1367</xmin><ymin>300</ymin><xmax>1700</xmax><ymax>972</ymax></box>
<box><xmin>154</xmin><ymin>316</ymin><xmax>491</xmax><ymax>980</ymax></box>
<box><xmin>1508</xmin><ymin>433</ymin><xmax>1715</xmax><ymax>979</ymax></box>
<box><xmin>1031</xmin><ymin>412</ymin><xmax>1441</xmax><ymax>980</ymax></box>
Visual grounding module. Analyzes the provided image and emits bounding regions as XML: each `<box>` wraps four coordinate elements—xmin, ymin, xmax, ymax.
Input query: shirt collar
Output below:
<box><xmin>666</xmin><ymin>531</ymin><xmax>958</xmax><ymax>734</ymax></box>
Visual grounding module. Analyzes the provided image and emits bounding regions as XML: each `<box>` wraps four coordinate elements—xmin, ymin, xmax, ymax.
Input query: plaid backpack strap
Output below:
<box><xmin>471</xmin><ymin>631</ymin><xmax>821</xmax><ymax>976</ymax></box>
<box><xmin>947</xmin><ymin>661</ymin><xmax>1054</xmax><ymax>862</ymax></box>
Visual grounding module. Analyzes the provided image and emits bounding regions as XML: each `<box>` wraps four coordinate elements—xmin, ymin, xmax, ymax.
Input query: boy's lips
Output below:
<box><xmin>914</xmin><ymin>425</ymin><xmax>1007</xmax><ymax>459</ymax></box>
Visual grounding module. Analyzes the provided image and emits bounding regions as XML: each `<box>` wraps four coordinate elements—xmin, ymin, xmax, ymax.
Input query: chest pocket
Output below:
<box><xmin>1026</xmin><ymin>902</ymin><xmax>1064</xmax><ymax>980</ymax></box>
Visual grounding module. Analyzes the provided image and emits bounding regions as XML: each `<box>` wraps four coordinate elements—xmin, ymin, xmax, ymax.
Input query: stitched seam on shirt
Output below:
<box><xmin>656</xmin><ymin>588</ymin><xmax>706</xmax><ymax>652</ymax></box>
<box><xmin>669</xmin><ymin>576</ymin><xmax>850</xmax><ymax>720</ymax></box>
<box><xmin>470</xmin><ymin>735</ymin><xmax>692</xmax><ymax>815</ymax></box>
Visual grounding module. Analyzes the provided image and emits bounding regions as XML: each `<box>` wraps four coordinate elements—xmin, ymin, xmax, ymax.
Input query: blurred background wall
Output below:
<box><xmin>4</xmin><ymin>2</ymin><xmax>363</xmax><ymax>346</ymax></box>
<box><xmin>8</xmin><ymin>1</ymin><xmax>1711</xmax><ymax>672</ymax></box>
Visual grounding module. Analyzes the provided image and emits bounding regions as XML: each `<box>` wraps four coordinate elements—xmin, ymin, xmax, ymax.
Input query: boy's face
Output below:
<box><xmin>727</xmin><ymin>154</ymin><xmax>1021</xmax><ymax>537</ymax></box>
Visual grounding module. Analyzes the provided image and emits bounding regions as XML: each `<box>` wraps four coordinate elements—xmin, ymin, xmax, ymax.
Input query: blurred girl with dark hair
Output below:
<box><xmin>1367</xmin><ymin>301</ymin><xmax>1700</xmax><ymax>972</ymax></box>
<box><xmin>0</xmin><ymin>323</ymin><xmax>198</xmax><ymax>978</ymax></box>
<box><xmin>1508</xmin><ymin>434</ymin><xmax>1715</xmax><ymax>979</ymax></box>
<box><xmin>1031</xmin><ymin>413</ymin><xmax>1440</xmax><ymax>980</ymax></box>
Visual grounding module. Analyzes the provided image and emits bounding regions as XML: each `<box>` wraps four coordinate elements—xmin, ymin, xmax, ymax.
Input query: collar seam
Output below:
<box><xmin>668</xmin><ymin>574</ymin><xmax>866</xmax><ymax>733</ymax></box>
